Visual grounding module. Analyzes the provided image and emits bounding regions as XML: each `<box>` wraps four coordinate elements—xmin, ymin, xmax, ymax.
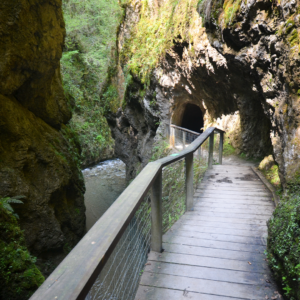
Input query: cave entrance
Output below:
<box><xmin>181</xmin><ymin>103</ymin><xmax>204</xmax><ymax>133</ymax></box>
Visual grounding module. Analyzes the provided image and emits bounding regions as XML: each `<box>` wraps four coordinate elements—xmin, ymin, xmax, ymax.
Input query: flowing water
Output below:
<box><xmin>83</xmin><ymin>159</ymin><xmax>126</xmax><ymax>230</ymax></box>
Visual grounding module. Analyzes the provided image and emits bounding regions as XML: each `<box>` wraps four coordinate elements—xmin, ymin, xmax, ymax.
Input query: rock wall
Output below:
<box><xmin>110</xmin><ymin>0</ymin><xmax>300</xmax><ymax>187</ymax></box>
<box><xmin>0</xmin><ymin>0</ymin><xmax>86</xmax><ymax>269</ymax></box>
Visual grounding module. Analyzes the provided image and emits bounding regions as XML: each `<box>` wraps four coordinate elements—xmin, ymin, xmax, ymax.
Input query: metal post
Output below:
<box><xmin>183</xmin><ymin>131</ymin><xmax>186</xmax><ymax>149</ymax></box>
<box><xmin>151</xmin><ymin>170</ymin><xmax>162</xmax><ymax>252</ymax></box>
<box><xmin>185</xmin><ymin>153</ymin><xmax>194</xmax><ymax>211</ymax></box>
<box><xmin>219</xmin><ymin>132</ymin><xmax>224</xmax><ymax>165</ymax></box>
<box><xmin>208</xmin><ymin>133</ymin><xmax>214</xmax><ymax>169</ymax></box>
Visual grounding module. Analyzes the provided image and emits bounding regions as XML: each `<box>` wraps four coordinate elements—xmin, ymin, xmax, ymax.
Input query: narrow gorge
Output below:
<box><xmin>1</xmin><ymin>0</ymin><xmax>300</xmax><ymax>299</ymax></box>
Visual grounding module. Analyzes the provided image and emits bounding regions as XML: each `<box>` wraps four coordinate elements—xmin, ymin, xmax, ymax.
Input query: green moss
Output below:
<box><xmin>285</xmin><ymin>19</ymin><xmax>295</xmax><ymax>35</ymax></box>
<box><xmin>267</xmin><ymin>193</ymin><xmax>300</xmax><ymax>299</ymax></box>
<box><xmin>0</xmin><ymin>205</ymin><xmax>44</xmax><ymax>300</ymax></box>
<box><xmin>122</xmin><ymin>0</ymin><xmax>199</xmax><ymax>85</ymax></box>
<box><xmin>264</xmin><ymin>165</ymin><xmax>281</xmax><ymax>187</ymax></box>
<box><xmin>222</xmin><ymin>0</ymin><xmax>242</xmax><ymax>27</ymax></box>
<box><xmin>288</xmin><ymin>29</ymin><xmax>299</xmax><ymax>47</ymax></box>
<box><xmin>101</xmin><ymin>84</ymin><xmax>120</xmax><ymax>114</ymax></box>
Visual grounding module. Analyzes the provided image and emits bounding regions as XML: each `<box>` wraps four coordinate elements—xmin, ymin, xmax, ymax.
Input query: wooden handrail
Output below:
<box><xmin>170</xmin><ymin>124</ymin><xmax>201</xmax><ymax>136</ymax></box>
<box><xmin>30</xmin><ymin>127</ymin><xmax>225</xmax><ymax>300</ymax></box>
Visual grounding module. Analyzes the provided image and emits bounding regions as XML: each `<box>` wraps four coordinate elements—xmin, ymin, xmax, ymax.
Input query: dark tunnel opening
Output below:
<box><xmin>181</xmin><ymin>103</ymin><xmax>204</xmax><ymax>133</ymax></box>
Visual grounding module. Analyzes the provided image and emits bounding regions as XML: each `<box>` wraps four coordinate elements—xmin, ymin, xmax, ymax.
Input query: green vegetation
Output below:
<box><xmin>259</xmin><ymin>155</ymin><xmax>281</xmax><ymax>188</ymax></box>
<box><xmin>122</xmin><ymin>0</ymin><xmax>200</xmax><ymax>85</ymax></box>
<box><xmin>267</xmin><ymin>192</ymin><xmax>300</xmax><ymax>299</ymax></box>
<box><xmin>0</xmin><ymin>197</ymin><xmax>44</xmax><ymax>300</ymax></box>
<box><xmin>0</xmin><ymin>196</ymin><xmax>25</xmax><ymax>219</ymax></box>
<box><xmin>221</xmin><ymin>0</ymin><xmax>242</xmax><ymax>27</ymax></box>
<box><xmin>61</xmin><ymin>0</ymin><xmax>123</xmax><ymax>166</ymax></box>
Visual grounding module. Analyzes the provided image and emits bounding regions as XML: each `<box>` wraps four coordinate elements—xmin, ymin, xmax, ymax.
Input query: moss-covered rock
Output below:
<box><xmin>0</xmin><ymin>205</ymin><xmax>44</xmax><ymax>300</ymax></box>
<box><xmin>0</xmin><ymin>0</ymin><xmax>86</xmax><ymax>280</ymax></box>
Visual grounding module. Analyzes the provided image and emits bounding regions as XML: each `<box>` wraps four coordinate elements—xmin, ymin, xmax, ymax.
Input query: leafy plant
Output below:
<box><xmin>0</xmin><ymin>202</ymin><xmax>44</xmax><ymax>300</ymax></box>
<box><xmin>267</xmin><ymin>192</ymin><xmax>300</xmax><ymax>299</ymax></box>
<box><xmin>0</xmin><ymin>196</ymin><xmax>25</xmax><ymax>219</ymax></box>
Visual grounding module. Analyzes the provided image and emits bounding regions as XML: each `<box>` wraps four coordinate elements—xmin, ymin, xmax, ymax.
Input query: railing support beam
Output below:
<box><xmin>198</xmin><ymin>146</ymin><xmax>201</xmax><ymax>160</ymax></box>
<box><xmin>219</xmin><ymin>132</ymin><xmax>224</xmax><ymax>165</ymax></box>
<box><xmin>208</xmin><ymin>133</ymin><xmax>214</xmax><ymax>169</ymax></box>
<box><xmin>183</xmin><ymin>132</ymin><xmax>186</xmax><ymax>149</ymax></box>
<box><xmin>185</xmin><ymin>153</ymin><xmax>194</xmax><ymax>211</ymax></box>
<box><xmin>151</xmin><ymin>170</ymin><xmax>163</xmax><ymax>253</ymax></box>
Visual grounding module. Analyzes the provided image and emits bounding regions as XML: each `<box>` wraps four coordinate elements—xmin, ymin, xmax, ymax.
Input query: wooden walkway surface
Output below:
<box><xmin>135</xmin><ymin>165</ymin><xmax>279</xmax><ymax>300</ymax></box>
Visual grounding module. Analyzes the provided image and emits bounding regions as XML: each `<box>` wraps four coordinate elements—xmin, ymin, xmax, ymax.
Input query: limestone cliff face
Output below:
<box><xmin>0</xmin><ymin>0</ymin><xmax>85</xmax><ymax>266</ymax></box>
<box><xmin>110</xmin><ymin>0</ymin><xmax>300</xmax><ymax>187</ymax></box>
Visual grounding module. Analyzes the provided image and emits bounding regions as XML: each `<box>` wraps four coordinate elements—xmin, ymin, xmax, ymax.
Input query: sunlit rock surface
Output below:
<box><xmin>109</xmin><ymin>0</ymin><xmax>300</xmax><ymax>187</ymax></box>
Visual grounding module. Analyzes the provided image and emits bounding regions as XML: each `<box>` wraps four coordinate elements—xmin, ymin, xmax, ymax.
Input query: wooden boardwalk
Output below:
<box><xmin>135</xmin><ymin>165</ymin><xmax>279</xmax><ymax>300</ymax></box>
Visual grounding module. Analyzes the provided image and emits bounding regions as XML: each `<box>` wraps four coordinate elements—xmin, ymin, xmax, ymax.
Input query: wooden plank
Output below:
<box><xmin>178</xmin><ymin>217</ymin><xmax>268</xmax><ymax>230</ymax></box>
<box><xmin>195</xmin><ymin>202</ymin><xmax>274</xmax><ymax>209</ymax></box>
<box><xmin>193</xmin><ymin>206</ymin><xmax>274</xmax><ymax>215</ymax></box>
<box><xmin>185</xmin><ymin>211</ymin><xmax>271</xmax><ymax>221</ymax></box>
<box><xmin>211</xmin><ymin>165</ymin><xmax>254</xmax><ymax>170</ymax></box>
<box><xmin>138</xmin><ymin>273</ymin><xmax>274</xmax><ymax>299</ymax></box>
<box><xmin>146</xmin><ymin>260</ymin><xmax>272</xmax><ymax>283</ymax></box>
<box><xmin>195</xmin><ymin>199</ymin><xmax>274</xmax><ymax>206</ymax></box>
<box><xmin>200</xmin><ymin>179</ymin><xmax>265</xmax><ymax>185</ymax></box>
<box><xmin>182</xmin><ymin>214</ymin><xmax>268</xmax><ymax>225</ymax></box>
<box><xmin>164</xmin><ymin>230</ymin><xmax>267</xmax><ymax>246</ymax></box>
<box><xmin>163</xmin><ymin>235</ymin><xmax>266</xmax><ymax>252</ymax></box>
<box><xmin>170</xmin><ymin>223</ymin><xmax>268</xmax><ymax>237</ymax></box>
<box><xmin>203</xmin><ymin>175</ymin><xmax>261</xmax><ymax>180</ymax></box>
<box><xmin>162</xmin><ymin>243</ymin><xmax>267</xmax><ymax>263</ymax></box>
<box><xmin>197</xmin><ymin>186</ymin><xmax>269</xmax><ymax>192</ymax></box>
<box><xmin>199</xmin><ymin>182</ymin><xmax>266</xmax><ymax>189</ymax></box>
<box><xmin>135</xmin><ymin>286</ymin><xmax>246</xmax><ymax>300</ymax></box>
<box><xmin>148</xmin><ymin>251</ymin><xmax>268</xmax><ymax>273</ymax></box>
<box><xmin>195</xmin><ymin>190</ymin><xmax>271</xmax><ymax>197</ymax></box>
<box><xmin>205</xmin><ymin>171</ymin><xmax>254</xmax><ymax>176</ymax></box>
<box><xmin>196</xmin><ymin>195</ymin><xmax>273</xmax><ymax>201</ymax></box>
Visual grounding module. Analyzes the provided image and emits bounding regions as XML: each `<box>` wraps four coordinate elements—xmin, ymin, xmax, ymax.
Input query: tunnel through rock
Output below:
<box><xmin>181</xmin><ymin>103</ymin><xmax>204</xmax><ymax>133</ymax></box>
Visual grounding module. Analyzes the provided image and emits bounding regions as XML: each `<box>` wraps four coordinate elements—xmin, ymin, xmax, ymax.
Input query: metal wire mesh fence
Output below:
<box><xmin>162</xmin><ymin>159</ymin><xmax>186</xmax><ymax>233</ymax></box>
<box><xmin>86</xmin><ymin>194</ymin><xmax>151</xmax><ymax>300</ymax></box>
<box><xmin>161</xmin><ymin>155</ymin><xmax>207</xmax><ymax>233</ymax></box>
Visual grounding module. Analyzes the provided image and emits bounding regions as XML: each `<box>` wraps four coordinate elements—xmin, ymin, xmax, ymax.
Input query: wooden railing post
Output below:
<box><xmin>170</xmin><ymin>127</ymin><xmax>175</xmax><ymax>147</ymax></box>
<box><xmin>219</xmin><ymin>132</ymin><xmax>224</xmax><ymax>165</ymax></box>
<box><xmin>208</xmin><ymin>133</ymin><xmax>214</xmax><ymax>169</ymax></box>
<box><xmin>198</xmin><ymin>146</ymin><xmax>201</xmax><ymax>160</ymax></box>
<box><xmin>183</xmin><ymin>131</ymin><xmax>186</xmax><ymax>149</ymax></box>
<box><xmin>185</xmin><ymin>153</ymin><xmax>194</xmax><ymax>211</ymax></box>
<box><xmin>151</xmin><ymin>169</ymin><xmax>162</xmax><ymax>252</ymax></box>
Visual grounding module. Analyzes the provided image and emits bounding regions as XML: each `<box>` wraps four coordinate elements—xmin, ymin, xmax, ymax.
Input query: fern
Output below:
<box><xmin>0</xmin><ymin>196</ymin><xmax>25</xmax><ymax>218</ymax></box>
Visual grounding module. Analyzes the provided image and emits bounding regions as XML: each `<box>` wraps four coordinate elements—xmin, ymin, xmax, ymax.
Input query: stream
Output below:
<box><xmin>83</xmin><ymin>159</ymin><xmax>126</xmax><ymax>230</ymax></box>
